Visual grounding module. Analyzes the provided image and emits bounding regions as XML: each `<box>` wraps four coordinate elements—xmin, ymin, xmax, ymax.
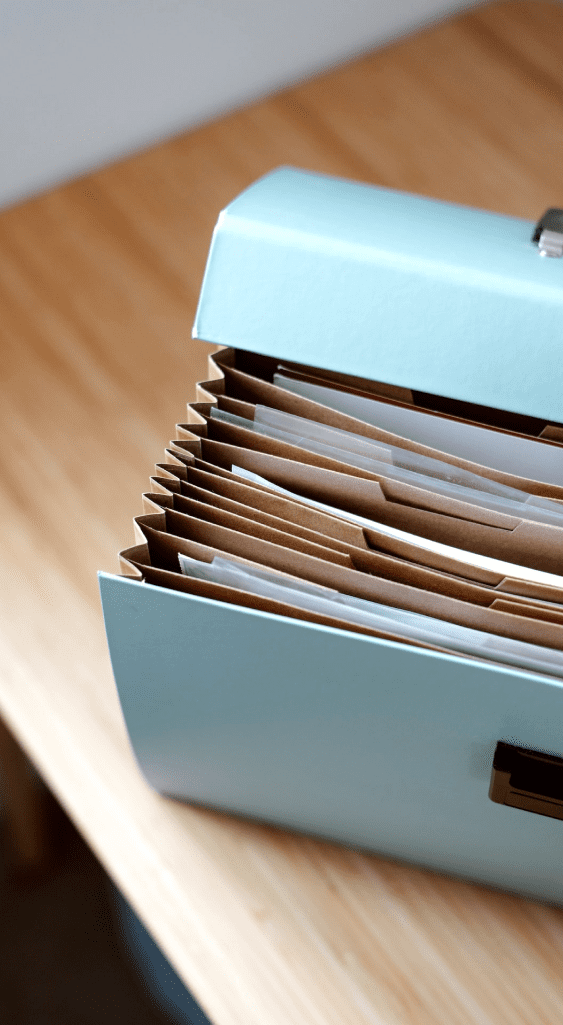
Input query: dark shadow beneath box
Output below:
<box><xmin>0</xmin><ymin>792</ymin><xmax>210</xmax><ymax>1025</ymax></box>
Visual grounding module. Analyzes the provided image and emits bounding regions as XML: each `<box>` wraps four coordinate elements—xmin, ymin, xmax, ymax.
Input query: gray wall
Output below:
<box><xmin>1</xmin><ymin>0</ymin><xmax>476</xmax><ymax>209</ymax></box>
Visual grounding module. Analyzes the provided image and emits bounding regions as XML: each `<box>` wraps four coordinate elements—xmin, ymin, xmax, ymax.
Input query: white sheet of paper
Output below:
<box><xmin>212</xmin><ymin>407</ymin><xmax>563</xmax><ymax>528</ymax></box>
<box><xmin>251</xmin><ymin>405</ymin><xmax>563</xmax><ymax>525</ymax></box>
<box><xmin>232</xmin><ymin>465</ymin><xmax>563</xmax><ymax>591</ymax></box>
<box><xmin>274</xmin><ymin>372</ymin><xmax>563</xmax><ymax>487</ymax></box>
<box><xmin>178</xmin><ymin>554</ymin><xmax>563</xmax><ymax>680</ymax></box>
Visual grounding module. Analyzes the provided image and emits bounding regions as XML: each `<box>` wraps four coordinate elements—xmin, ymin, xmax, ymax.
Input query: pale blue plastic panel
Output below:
<box><xmin>99</xmin><ymin>572</ymin><xmax>563</xmax><ymax>904</ymax></box>
<box><xmin>193</xmin><ymin>167</ymin><xmax>563</xmax><ymax>422</ymax></box>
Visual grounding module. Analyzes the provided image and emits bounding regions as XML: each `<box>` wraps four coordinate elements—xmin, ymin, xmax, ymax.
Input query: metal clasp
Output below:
<box><xmin>533</xmin><ymin>208</ymin><xmax>563</xmax><ymax>257</ymax></box>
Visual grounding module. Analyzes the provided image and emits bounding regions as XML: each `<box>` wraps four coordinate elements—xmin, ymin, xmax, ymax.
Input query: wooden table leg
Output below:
<box><xmin>0</xmin><ymin>715</ymin><xmax>50</xmax><ymax>872</ymax></box>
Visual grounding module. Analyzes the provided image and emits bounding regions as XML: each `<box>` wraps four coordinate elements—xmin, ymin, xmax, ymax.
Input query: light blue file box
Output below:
<box><xmin>100</xmin><ymin>169</ymin><xmax>563</xmax><ymax>903</ymax></box>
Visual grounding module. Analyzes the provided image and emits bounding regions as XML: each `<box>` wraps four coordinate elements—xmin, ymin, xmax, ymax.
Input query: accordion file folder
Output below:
<box><xmin>99</xmin><ymin>168</ymin><xmax>563</xmax><ymax>904</ymax></box>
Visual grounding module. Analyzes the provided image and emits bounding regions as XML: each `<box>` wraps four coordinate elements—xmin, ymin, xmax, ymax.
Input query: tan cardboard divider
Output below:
<box><xmin>540</xmin><ymin>426</ymin><xmax>563</xmax><ymax>443</ymax></box>
<box><xmin>179</xmin><ymin>480</ymin><xmax>353</xmax><ymax>554</ymax></box>
<box><xmin>154</xmin><ymin>461</ymin><xmax>188</xmax><ymax>482</ymax></box>
<box><xmin>246</xmin><ymin>346</ymin><xmax>563</xmax><ymax>450</ymax></box>
<box><xmin>277</xmin><ymin>360</ymin><xmax>415</xmax><ymax>405</ymax></box>
<box><xmin>166</xmin><ymin>493</ymin><xmax>354</xmax><ymax>567</ymax></box>
<box><xmin>134</xmin><ymin>509</ymin><xmax>563</xmax><ymax>651</ymax></box>
<box><xmin>118</xmin><ymin>542</ymin><xmax>459</xmax><ymax>656</ymax></box>
<box><xmin>143</xmin><ymin>492</ymin><xmax>173</xmax><ymax>514</ymax></box>
<box><xmin>162</xmin><ymin>461</ymin><xmax>563</xmax><ymax>606</ymax></box>
<box><xmin>169</xmin><ymin>470</ymin><xmax>563</xmax><ymax>613</ymax></box>
<box><xmin>187</xmin><ymin>462</ymin><xmax>510</xmax><ymax>586</ymax></box>
<box><xmin>199</xmin><ymin>437</ymin><xmax>563</xmax><ymax>576</ymax></box>
<box><xmin>276</xmin><ymin>363</ymin><xmax>563</xmax><ymax>443</ymax></box>
<box><xmin>209</xmin><ymin>349</ymin><xmax>563</xmax><ymax>500</ymax></box>
<box><xmin>165</xmin><ymin>446</ymin><xmax>197</xmax><ymax>466</ymax></box>
<box><xmin>191</xmin><ymin>458</ymin><xmax>291</xmax><ymax>496</ymax></box>
<box><xmin>495</xmin><ymin>576</ymin><xmax>563</xmax><ymax>604</ymax></box>
<box><xmin>163</xmin><ymin>448</ymin><xmax>195</xmax><ymax>468</ymax></box>
<box><xmin>119</xmin><ymin>545</ymin><xmax>145</xmax><ymax>579</ymax></box>
<box><xmin>204</xmin><ymin>348</ymin><xmax>563</xmax><ymax>445</ymax></box>
<box><xmin>204</xmin><ymin>416</ymin><xmax>522</xmax><ymax>530</ymax></box>
<box><xmin>149</xmin><ymin>475</ymin><xmax>181</xmax><ymax>495</ymax></box>
<box><xmin>183</xmin><ymin>465</ymin><xmax>364</xmax><ymax>546</ymax></box>
<box><xmin>115</xmin><ymin>347</ymin><xmax>563</xmax><ymax>675</ymax></box>
<box><xmin>489</xmin><ymin>600</ymin><xmax>563</xmax><ymax>625</ymax></box>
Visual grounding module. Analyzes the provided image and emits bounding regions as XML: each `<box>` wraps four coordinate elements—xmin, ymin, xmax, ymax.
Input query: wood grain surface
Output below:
<box><xmin>2</xmin><ymin>3</ymin><xmax>563</xmax><ymax>1023</ymax></box>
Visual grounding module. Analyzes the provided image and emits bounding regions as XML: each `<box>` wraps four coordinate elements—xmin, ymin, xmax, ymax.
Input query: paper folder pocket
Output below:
<box><xmin>167</xmin><ymin>461</ymin><xmax>563</xmax><ymax>603</ymax></box>
<box><xmin>179</xmin><ymin>475</ymin><xmax>354</xmax><ymax>554</ymax></box>
<box><xmin>167</xmin><ymin>493</ymin><xmax>353</xmax><ymax>566</ymax></box>
<box><xmin>488</xmin><ymin>600</ymin><xmax>563</xmax><ymax>625</ymax></box>
<box><xmin>120</xmin><ymin>543</ymin><xmax>457</xmax><ymax>653</ymax></box>
<box><xmin>134</xmin><ymin>506</ymin><xmax>563</xmax><ymax>652</ymax></box>
<box><xmin>209</xmin><ymin>350</ymin><xmax>563</xmax><ymax>500</ymax></box>
<box><xmin>118</xmin><ymin>345</ymin><xmax>563</xmax><ymax>683</ymax></box>
<box><xmin>149</xmin><ymin>460</ymin><xmax>563</xmax><ymax>612</ymax></box>
<box><xmin>198</xmin><ymin>437</ymin><xmax>563</xmax><ymax>576</ymax></box>
<box><xmin>155</xmin><ymin>469</ymin><xmax>561</xmax><ymax>614</ymax></box>
<box><xmin>203</xmin><ymin>411</ymin><xmax>563</xmax><ymax>535</ymax></box>
<box><xmin>187</xmin><ymin>462</ymin><xmax>367</xmax><ymax>546</ymax></box>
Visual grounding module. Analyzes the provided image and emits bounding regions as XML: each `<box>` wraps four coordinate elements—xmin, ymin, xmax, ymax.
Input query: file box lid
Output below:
<box><xmin>193</xmin><ymin>167</ymin><xmax>563</xmax><ymax>422</ymax></box>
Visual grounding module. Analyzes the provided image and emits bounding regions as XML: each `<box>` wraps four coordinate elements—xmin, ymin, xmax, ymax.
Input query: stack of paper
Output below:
<box><xmin>122</xmin><ymin>347</ymin><xmax>563</xmax><ymax>681</ymax></box>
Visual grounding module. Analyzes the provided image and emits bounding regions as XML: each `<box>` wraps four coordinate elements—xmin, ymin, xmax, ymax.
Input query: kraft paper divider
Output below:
<box><xmin>197</xmin><ymin>405</ymin><xmax>563</xmax><ymax>541</ymax></box>
<box><xmin>223</xmin><ymin>346</ymin><xmax>415</xmax><ymax>406</ymax></box>
<box><xmin>165</xmin><ymin>445</ymin><xmax>197</xmax><ymax>467</ymax></box>
<box><xmin>488</xmin><ymin>599</ymin><xmax>563</xmax><ymax>625</ymax></box>
<box><xmin>118</xmin><ymin>537</ymin><xmax>522</xmax><ymax>673</ymax></box>
<box><xmin>142</xmin><ymin>467</ymin><xmax>563</xmax><ymax>614</ymax></box>
<box><xmin>118</xmin><ymin>547</ymin><xmax>144</xmax><ymax>580</ymax></box>
<box><xmin>161</xmin><ymin>449</ymin><xmax>194</xmax><ymax>470</ymax></box>
<box><xmin>276</xmin><ymin>358</ymin><xmax>415</xmax><ymax>406</ymax></box>
<box><xmin>175</xmin><ymin>461</ymin><xmax>563</xmax><ymax>603</ymax></box>
<box><xmin>541</xmin><ymin>426</ymin><xmax>563</xmax><ymax>443</ymax></box>
<box><xmin>497</xmin><ymin>576</ymin><xmax>563</xmax><ymax>603</ymax></box>
<box><xmin>208</xmin><ymin>349</ymin><xmax>563</xmax><ymax>500</ymax></box>
<box><xmin>179</xmin><ymin>479</ymin><xmax>353</xmax><ymax>555</ymax></box>
<box><xmin>182</xmin><ymin>465</ymin><xmax>368</xmax><ymax>548</ymax></box>
<box><xmin>120</xmin><ymin>534</ymin><xmax>468</xmax><ymax>660</ymax></box>
<box><xmin>275</xmin><ymin>363</ymin><xmax>563</xmax><ymax>445</ymax></box>
<box><xmin>117</xmin><ymin>347</ymin><xmax>563</xmax><ymax>674</ymax></box>
<box><xmin>117</xmin><ymin>542</ymin><xmax>460</xmax><ymax>657</ymax></box>
<box><xmin>163</xmin><ymin>492</ymin><xmax>354</xmax><ymax>567</ymax></box>
<box><xmin>148</xmin><ymin>458</ymin><xmax>282</xmax><ymax>497</ymax></box>
<box><xmin>166</xmin><ymin>434</ymin><xmax>202</xmax><ymax>459</ymax></box>
<box><xmin>199</xmin><ymin>436</ymin><xmax>563</xmax><ymax>576</ymax></box>
<box><xmin>202</xmin><ymin>347</ymin><xmax>563</xmax><ymax>448</ymax></box>
<box><xmin>192</xmin><ymin>459</ymin><xmax>284</xmax><ymax>493</ymax></box>
<box><xmin>134</xmin><ymin>507</ymin><xmax>563</xmax><ymax>651</ymax></box>
<box><xmin>153</xmin><ymin>483</ymin><xmax>563</xmax><ymax>618</ymax></box>
<box><xmin>235</xmin><ymin>346</ymin><xmax>563</xmax><ymax>451</ymax></box>
<box><xmin>203</xmin><ymin>415</ymin><xmax>523</xmax><ymax>529</ymax></box>
<box><xmin>150</xmin><ymin>461</ymin><xmax>282</xmax><ymax>499</ymax></box>
<box><xmin>149</xmin><ymin>475</ymin><xmax>182</xmax><ymax>495</ymax></box>
<box><xmin>143</xmin><ymin>492</ymin><xmax>174</xmax><ymax>515</ymax></box>
<box><xmin>153</xmin><ymin>485</ymin><xmax>561</xmax><ymax>615</ymax></box>
<box><xmin>154</xmin><ymin>460</ymin><xmax>188</xmax><ymax>481</ymax></box>
<box><xmin>156</xmin><ymin>446</ymin><xmax>563</xmax><ymax>601</ymax></box>
<box><xmin>172</xmin><ymin>469</ymin><xmax>563</xmax><ymax>611</ymax></box>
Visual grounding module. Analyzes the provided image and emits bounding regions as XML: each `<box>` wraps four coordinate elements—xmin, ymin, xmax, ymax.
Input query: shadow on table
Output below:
<box><xmin>0</xmin><ymin>793</ymin><xmax>210</xmax><ymax>1025</ymax></box>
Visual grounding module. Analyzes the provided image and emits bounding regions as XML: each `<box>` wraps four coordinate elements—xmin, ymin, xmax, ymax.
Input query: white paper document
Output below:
<box><xmin>273</xmin><ymin>372</ymin><xmax>563</xmax><ymax>487</ymax></box>
<box><xmin>232</xmin><ymin>465</ymin><xmax>563</xmax><ymax>591</ymax></box>
<box><xmin>211</xmin><ymin>406</ymin><xmax>563</xmax><ymax>528</ymax></box>
<box><xmin>178</xmin><ymin>553</ymin><xmax>563</xmax><ymax>680</ymax></box>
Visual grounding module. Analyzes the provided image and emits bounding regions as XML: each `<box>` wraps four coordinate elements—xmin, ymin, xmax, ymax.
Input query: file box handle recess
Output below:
<box><xmin>99</xmin><ymin>168</ymin><xmax>563</xmax><ymax>905</ymax></box>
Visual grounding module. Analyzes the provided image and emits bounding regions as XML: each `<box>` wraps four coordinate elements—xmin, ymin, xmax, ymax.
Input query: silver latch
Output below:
<box><xmin>533</xmin><ymin>208</ymin><xmax>563</xmax><ymax>258</ymax></box>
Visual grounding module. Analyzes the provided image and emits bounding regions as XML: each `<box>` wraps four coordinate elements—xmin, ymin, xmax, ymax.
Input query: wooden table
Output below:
<box><xmin>2</xmin><ymin>2</ymin><xmax>563</xmax><ymax>1022</ymax></box>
